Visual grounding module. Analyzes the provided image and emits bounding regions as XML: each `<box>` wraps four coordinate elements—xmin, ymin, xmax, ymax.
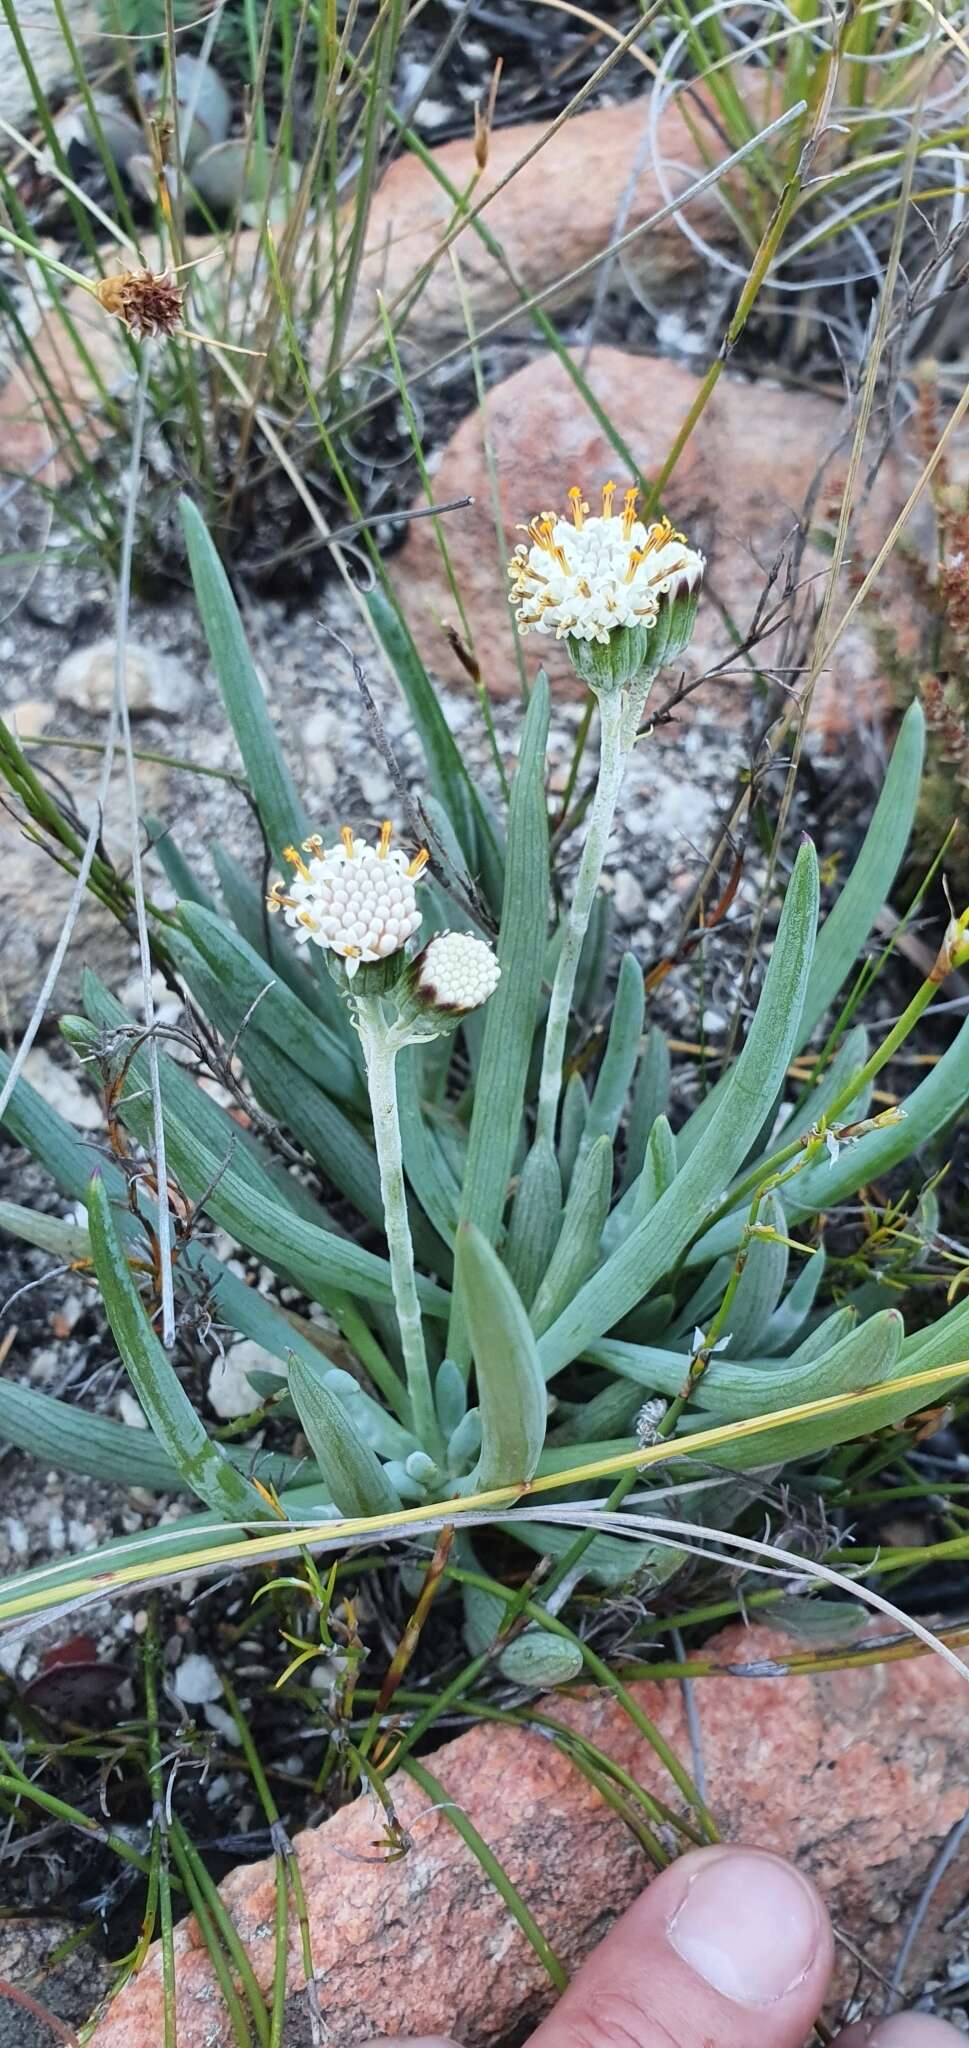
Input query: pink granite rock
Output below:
<box><xmin>312</xmin><ymin>80</ymin><xmax>764</xmax><ymax>372</ymax></box>
<box><xmin>88</xmin><ymin>1625</ymin><xmax>969</xmax><ymax>2048</ymax></box>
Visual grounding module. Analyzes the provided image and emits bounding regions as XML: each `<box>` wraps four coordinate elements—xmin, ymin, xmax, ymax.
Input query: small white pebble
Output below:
<box><xmin>174</xmin><ymin>1652</ymin><xmax>223</xmax><ymax>1706</ymax></box>
<box><xmin>119</xmin><ymin>1391</ymin><xmax>149</xmax><ymax>1430</ymax></box>
<box><xmin>203</xmin><ymin>1701</ymin><xmax>242</xmax><ymax>1745</ymax></box>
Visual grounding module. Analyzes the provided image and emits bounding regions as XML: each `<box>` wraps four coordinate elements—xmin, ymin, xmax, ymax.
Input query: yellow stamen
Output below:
<box><xmin>641</xmin><ymin>515</ymin><xmax>687</xmax><ymax>557</ymax></box>
<box><xmin>526</xmin><ymin>514</ymin><xmax>569</xmax><ymax>572</ymax></box>
<box><xmin>378</xmin><ymin>819</ymin><xmax>393</xmax><ymax>858</ymax></box>
<box><xmin>624</xmin><ymin>547</ymin><xmax>647</xmax><ymax>583</ymax></box>
<box><xmin>266</xmin><ymin>881</ymin><xmax>296</xmax><ymax>914</ymax></box>
<box><xmin>602</xmin><ymin>480</ymin><xmax>617</xmax><ymax>519</ymax></box>
<box><xmin>567</xmin><ymin>486</ymin><xmax>587</xmax><ymax>530</ymax></box>
<box><xmin>302</xmin><ymin>834</ymin><xmax>324</xmax><ymax>857</ymax></box>
<box><xmin>340</xmin><ymin>825</ymin><xmax>356</xmax><ymax>859</ymax></box>
<box><xmin>577</xmin><ymin>577</ymin><xmax>592</xmax><ymax>598</ymax></box>
<box><xmin>296</xmin><ymin>909</ymin><xmax>319</xmax><ymax>931</ymax></box>
<box><xmin>622</xmin><ymin>487</ymin><xmax>639</xmax><ymax>539</ymax></box>
<box><xmin>407</xmin><ymin>848</ymin><xmax>430</xmax><ymax>878</ymax></box>
<box><xmin>284</xmin><ymin>844</ymin><xmax>310</xmax><ymax>880</ymax></box>
<box><xmin>649</xmin><ymin>556</ymin><xmax>689</xmax><ymax>585</ymax></box>
<box><xmin>342</xmin><ymin>943</ymin><xmax>361</xmax><ymax>958</ymax></box>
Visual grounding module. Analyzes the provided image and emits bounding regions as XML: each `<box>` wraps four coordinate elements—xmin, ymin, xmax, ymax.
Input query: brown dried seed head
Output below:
<box><xmin>93</xmin><ymin>268</ymin><xmax>184</xmax><ymax>339</ymax></box>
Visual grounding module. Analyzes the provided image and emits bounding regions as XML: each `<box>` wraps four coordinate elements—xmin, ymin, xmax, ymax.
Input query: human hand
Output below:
<box><xmin>365</xmin><ymin>1846</ymin><xmax>962</xmax><ymax>2048</ymax></box>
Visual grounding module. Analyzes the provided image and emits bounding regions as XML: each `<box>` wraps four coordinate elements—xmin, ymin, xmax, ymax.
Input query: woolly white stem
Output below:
<box><xmin>355</xmin><ymin>996</ymin><xmax>442</xmax><ymax>1459</ymax></box>
<box><xmin>536</xmin><ymin>688</ymin><xmax>629</xmax><ymax>1151</ymax></box>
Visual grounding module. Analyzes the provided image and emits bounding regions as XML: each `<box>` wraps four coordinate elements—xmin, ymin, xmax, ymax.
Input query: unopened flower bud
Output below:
<box><xmin>410</xmin><ymin>931</ymin><xmax>501</xmax><ymax>1017</ymax></box>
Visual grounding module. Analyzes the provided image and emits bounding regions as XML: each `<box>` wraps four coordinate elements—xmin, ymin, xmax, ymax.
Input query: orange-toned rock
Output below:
<box><xmin>392</xmin><ymin>349</ymin><xmax>920</xmax><ymax>732</ymax></box>
<box><xmin>313</xmin><ymin>80</ymin><xmax>770</xmax><ymax>371</ymax></box>
<box><xmin>88</xmin><ymin>1625</ymin><xmax>969</xmax><ymax>2048</ymax></box>
<box><xmin>2</xmin><ymin>278</ymin><xmax>130</xmax><ymax>486</ymax></box>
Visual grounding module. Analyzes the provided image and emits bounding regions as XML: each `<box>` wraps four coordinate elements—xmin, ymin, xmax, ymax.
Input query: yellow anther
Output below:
<box><xmin>302</xmin><ymin>834</ymin><xmax>324</xmax><ymax>857</ymax></box>
<box><xmin>340</xmin><ymin>825</ymin><xmax>356</xmax><ymax>858</ymax></box>
<box><xmin>649</xmin><ymin>556</ymin><xmax>689</xmax><ymax>585</ymax></box>
<box><xmin>378</xmin><ymin>819</ymin><xmax>393</xmax><ymax>858</ymax></box>
<box><xmin>526</xmin><ymin>514</ymin><xmax>569</xmax><ymax>571</ymax></box>
<box><xmin>577</xmin><ymin>577</ymin><xmax>592</xmax><ymax>598</ymax></box>
<box><xmin>342</xmin><ymin>942</ymin><xmax>361</xmax><ymax>958</ymax></box>
<box><xmin>642</xmin><ymin>516</ymin><xmax>687</xmax><ymax>556</ymax></box>
<box><xmin>602</xmin><ymin>480</ymin><xmax>617</xmax><ymax>519</ymax></box>
<box><xmin>407</xmin><ymin>847</ymin><xmax>430</xmax><ymax>878</ymax></box>
<box><xmin>624</xmin><ymin>547</ymin><xmax>647</xmax><ymax>583</ymax></box>
<box><xmin>567</xmin><ymin>486</ymin><xmax>587</xmax><ymax>530</ymax></box>
<box><xmin>284</xmin><ymin>844</ymin><xmax>310</xmax><ymax>880</ymax></box>
<box><xmin>296</xmin><ymin>909</ymin><xmax>319</xmax><ymax>931</ymax></box>
<box><xmin>266</xmin><ymin>880</ymin><xmax>294</xmax><ymax>915</ymax></box>
<box><xmin>622</xmin><ymin>487</ymin><xmax>639</xmax><ymax>539</ymax></box>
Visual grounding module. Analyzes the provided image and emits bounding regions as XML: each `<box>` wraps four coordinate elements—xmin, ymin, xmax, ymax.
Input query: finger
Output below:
<box><xmin>836</xmin><ymin>2020</ymin><xmax>966</xmax><ymax>2047</ymax></box>
<box><xmin>526</xmin><ymin>1845</ymin><xmax>833</xmax><ymax>2048</ymax></box>
<box><xmin>359</xmin><ymin>2038</ymin><xmax>458</xmax><ymax>2048</ymax></box>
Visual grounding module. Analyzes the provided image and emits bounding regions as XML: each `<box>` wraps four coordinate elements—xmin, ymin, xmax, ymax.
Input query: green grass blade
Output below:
<box><xmin>677</xmin><ymin>705</ymin><xmax>924</xmax><ymax>1163</ymax></box>
<box><xmin>503</xmin><ymin>1137</ymin><xmax>563</xmax><ymax>1309</ymax></box>
<box><xmin>176</xmin><ymin>904</ymin><xmax>362</xmax><ymax>1103</ymax></box>
<box><xmin>458</xmin><ymin>1223</ymin><xmax>547</xmax><ymax>1493</ymax></box>
<box><xmin>786</xmin><ymin>1014</ymin><xmax>969</xmax><ymax>1219</ymax></box>
<box><xmin>68</xmin><ymin>1002</ymin><xmax>448</xmax><ymax>1320</ymax></box>
<box><xmin>581</xmin><ymin>951</ymin><xmax>644</xmax><ymax>1156</ymax></box>
<box><xmin>397</xmin><ymin>1045</ymin><xmax>461</xmax><ymax>1245</ymax></box>
<box><xmin>538</xmin><ymin>842</ymin><xmax>820</xmax><ymax>1378</ymax></box>
<box><xmin>86</xmin><ymin>1173</ymin><xmax>273</xmax><ymax>1520</ymax></box>
<box><xmin>0</xmin><ymin>1376</ymin><xmax>303</xmax><ymax>1493</ymax></box>
<box><xmin>718</xmin><ymin>1193</ymin><xmax>790</xmax><ymax>1355</ymax></box>
<box><xmin>0</xmin><ymin>1047</ymin><xmax>127</xmax><ymax>1208</ymax></box>
<box><xmin>0</xmin><ymin>1199</ymin><xmax>91</xmax><ymax>1261</ymax></box>
<box><xmin>180</xmin><ymin>496</ymin><xmax>309</xmax><ymax>863</ymax></box>
<box><xmin>0</xmin><ymin>1378</ymin><xmax>186</xmax><ymax>1490</ymax></box>
<box><xmin>145</xmin><ymin>816</ymin><xmax>217</xmax><ymax>912</ymax></box>
<box><xmin>761</xmin><ymin>1247</ymin><xmax>827</xmax><ymax>1355</ymax></box>
<box><xmin>799</xmin><ymin>699</ymin><xmax>925</xmax><ymax>1041</ymax></box>
<box><xmin>622</xmin><ymin>1027</ymin><xmax>672</xmax><ymax>1192</ymax></box>
<box><xmin>530</xmin><ymin>1135</ymin><xmax>613</xmax><ymax>1341</ymax></box>
<box><xmin>448</xmin><ymin>675</ymin><xmax>550</xmax><ymax>1363</ymax></box>
<box><xmin>365</xmin><ymin>585</ymin><xmax>505</xmax><ymax>913</ymax></box>
<box><xmin>288</xmin><ymin>1355</ymin><xmax>402</xmax><ymax>1515</ymax></box>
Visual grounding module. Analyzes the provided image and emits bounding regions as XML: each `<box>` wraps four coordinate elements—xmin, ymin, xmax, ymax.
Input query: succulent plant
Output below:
<box><xmin>0</xmin><ymin>491</ymin><xmax>967</xmax><ymax>1647</ymax></box>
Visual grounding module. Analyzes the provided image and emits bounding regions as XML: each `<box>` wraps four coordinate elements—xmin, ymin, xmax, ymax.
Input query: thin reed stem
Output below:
<box><xmin>355</xmin><ymin>996</ymin><xmax>441</xmax><ymax>1458</ymax></box>
<box><xmin>536</xmin><ymin>689</ymin><xmax>626</xmax><ymax>1149</ymax></box>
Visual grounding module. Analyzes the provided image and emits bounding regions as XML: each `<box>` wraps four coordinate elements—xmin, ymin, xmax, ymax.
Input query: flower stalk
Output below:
<box><xmin>535</xmin><ymin>686</ymin><xmax>627</xmax><ymax>1149</ymax></box>
<box><xmin>515</xmin><ymin>481</ymin><xmax>705</xmax><ymax>1149</ymax></box>
<box><xmin>354</xmin><ymin>995</ymin><xmax>443</xmax><ymax>1461</ymax></box>
<box><xmin>268</xmin><ymin>824</ymin><xmax>501</xmax><ymax>1461</ymax></box>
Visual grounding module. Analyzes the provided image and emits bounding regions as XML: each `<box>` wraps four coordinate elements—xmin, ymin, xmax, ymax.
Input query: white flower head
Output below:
<box><xmin>268</xmin><ymin>823</ymin><xmax>427</xmax><ymax>977</ymax></box>
<box><xmin>413</xmin><ymin>931</ymin><xmax>501</xmax><ymax>1014</ymax></box>
<box><xmin>508</xmin><ymin>484</ymin><xmax>705</xmax><ymax>648</ymax></box>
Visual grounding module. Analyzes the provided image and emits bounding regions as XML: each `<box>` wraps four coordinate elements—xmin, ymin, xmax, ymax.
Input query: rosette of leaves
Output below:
<box><xmin>0</xmin><ymin>498</ymin><xmax>967</xmax><ymax>1650</ymax></box>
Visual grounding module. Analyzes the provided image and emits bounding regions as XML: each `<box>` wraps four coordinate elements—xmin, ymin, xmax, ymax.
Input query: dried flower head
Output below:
<box><xmin>267</xmin><ymin>823</ymin><xmax>427</xmax><ymax>978</ymax></box>
<box><xmin>93</xmin><ymin>268</ymin><xmax>185</xmax><ymax>340</ymax></box>
<box><xmin>412</xmin><ymin>932</ymin><xmax>501</xmax><ymax>1014</ymax></box>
